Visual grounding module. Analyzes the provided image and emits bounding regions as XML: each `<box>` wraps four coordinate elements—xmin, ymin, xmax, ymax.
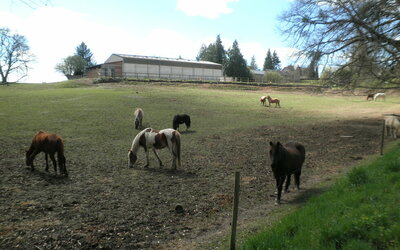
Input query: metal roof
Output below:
<box><xmin>112</xmin><ymin>53</ymin><xmax>222</xmax><ymax>70</ymax></box>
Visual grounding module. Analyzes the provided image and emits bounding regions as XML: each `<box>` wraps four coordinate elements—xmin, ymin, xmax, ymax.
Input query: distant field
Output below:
<box><xmin>0</xmin><ymin>81</ymin><xmax>399</xmax><ymax>249</ymax></box>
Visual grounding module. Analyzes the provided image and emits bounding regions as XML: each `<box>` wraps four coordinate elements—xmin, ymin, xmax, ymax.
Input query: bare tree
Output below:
<box><xmin>279</xmin><ymin>0</ymin><xmax>400</xmax><ymax>84</ymax></box>
<box><xmin>0</xmin><ymin>28</ymin><xmax>34</xmax><ymax>84</ymax></box>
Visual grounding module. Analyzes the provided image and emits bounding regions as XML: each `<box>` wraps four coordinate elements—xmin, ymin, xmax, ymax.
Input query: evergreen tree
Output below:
<box><xmin>263</xmin><ymin>49</ymin><xmax>274</xmax><ymax>70</ymax></box>
<box><xmin>196</xmin><ymin>35</ymin><xmax>226</xmax><ymax>64</ymax></box>
<box><xmin>249</xmin><ymin>55</ymin><xmax>258</xmax><ymax>70</ymax></box>
<box><xmin>272</xmin><ymin>50</ymin><xmax>281</xmax><ymax>70</ymax></box>
<box><xmin>224</xmin><ymin>40</ymin><xmax>250</xmax><ymax>78</ymax></box>
<box><xmin>75</xmin><ymin>42</ymin><xmax>95</xmax><ymax>75</ymax></box>
<box><xmin>214</xmin><ymin>34</ymin><xmax>226</xmax><ymax>64</ymax></box>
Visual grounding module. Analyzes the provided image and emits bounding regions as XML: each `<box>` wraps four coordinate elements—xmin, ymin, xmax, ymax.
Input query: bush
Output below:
<box><xmin>263</xmin><ymin>72</ymin><xmax>283</xmax><ymax>83</ymax></box>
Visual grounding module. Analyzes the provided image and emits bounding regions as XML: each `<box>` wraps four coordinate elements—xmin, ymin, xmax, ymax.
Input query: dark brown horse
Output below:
<box><xmin>269</xmin><ymin>141</ymin><xmax>305</xmax><ymax>205</ymax></box>
<box><xmin>26</xmin><ymin>131</ymin><xmax>68</xmax><ymax>176</ymax></box>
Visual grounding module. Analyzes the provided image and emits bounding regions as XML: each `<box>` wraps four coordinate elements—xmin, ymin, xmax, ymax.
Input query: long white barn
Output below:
<box><xmin>102</xmin><ymin>54</ymin><xmax>223</xmax><ymax>81</ymax></box>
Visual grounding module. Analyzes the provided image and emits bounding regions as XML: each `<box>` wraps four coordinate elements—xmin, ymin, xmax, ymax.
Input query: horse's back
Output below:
<box><xmin>32</xmin><ymin>132</ymin><xmax>63</xmax><ymax>153</ymax></box>
<box><xmin>284</xmin><ymin>142</ymin><xmax>306</xmax><ymax>165</ymax></box>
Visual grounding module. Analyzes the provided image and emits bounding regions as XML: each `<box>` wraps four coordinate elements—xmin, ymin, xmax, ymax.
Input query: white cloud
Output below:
<box><xmin>176</xmin><ymin>0</ymin><xmax>239</xmax><ymax>19</ymax></box>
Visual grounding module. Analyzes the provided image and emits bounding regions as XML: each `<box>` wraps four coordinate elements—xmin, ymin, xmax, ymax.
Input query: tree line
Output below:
<box><xmin>1</xmin><ymin>0</ymin><xmax>399</xmax><ymax>85</ymax></box>
<box><xmin>196</xmin><ymin>35</ymin><xmax>282</xmax><ymax>80</ymax></box>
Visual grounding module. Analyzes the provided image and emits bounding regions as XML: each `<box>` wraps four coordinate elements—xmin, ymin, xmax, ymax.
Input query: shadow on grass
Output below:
<box><xmin>179</xmin><ymin>130</ymin><xmax>196</xmax><ymax>134</ymax></box>
<box><xmin>283</xmin><ymin>186</ymin><xmax>331</xmax><ymax>205</ymax></box>
<box><xmin>133</xmin><ymin>165</ymin><xmax>197</xmax><ymax>178</ymax></box>
<box><xmin>25</xmin><ymin>167</ymin><xmax>71</xmax><ymax>185</ymax></box>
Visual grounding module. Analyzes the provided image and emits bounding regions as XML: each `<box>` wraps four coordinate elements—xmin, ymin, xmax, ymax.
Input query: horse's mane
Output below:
<box><xmin>130</xmin><ymin>128</ymin><xmax>151</xmax><ymax>153</ymax></box>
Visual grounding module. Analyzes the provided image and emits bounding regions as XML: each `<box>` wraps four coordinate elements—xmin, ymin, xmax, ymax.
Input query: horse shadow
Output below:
<box><xmin>25</xmin><ymin>167</ymin><xmax>71</xmax><ymax>185</ymax></box>
<box><xmin>285</xmin><ymin>186</ymin><xmax>330</xmax><ymax>205</ymax></box>
<box><xmin>139</xmin><ymin>166</ymin><xmax>197</xmax><ymax>178</ymax></box>
<box><xmin>178</xmin><ymin>130</ymin><xmax>196</xmax><ymax>134</ymax></box>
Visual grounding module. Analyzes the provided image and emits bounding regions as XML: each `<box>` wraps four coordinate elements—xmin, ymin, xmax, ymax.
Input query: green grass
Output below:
<box><xmin>239</xmin><ymin>143</ymin><xmax>400</xmax><ymax>250</ymax></box>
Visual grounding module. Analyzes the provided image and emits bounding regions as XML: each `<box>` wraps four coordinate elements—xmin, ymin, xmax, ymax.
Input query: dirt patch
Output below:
<box><xmin>0</xmin><ymin>118</ymin><xmax>388</xmax><ymax>249</ymax></box>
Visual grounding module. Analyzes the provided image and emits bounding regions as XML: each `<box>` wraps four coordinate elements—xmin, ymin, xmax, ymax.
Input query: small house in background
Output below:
<box><xmin>98</xmin><ymin>53</ymin><xmax>223</xmax><ymax>81</ymax></box>
<box><xmin>85</xmin><ymin>64</ymin><xmax>102</xmax><ymax>78</ymax></box>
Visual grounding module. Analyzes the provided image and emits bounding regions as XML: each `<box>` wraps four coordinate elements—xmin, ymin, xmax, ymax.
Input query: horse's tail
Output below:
<box><xmin>56</xmin><ymin>138</ymin><xmax>68</xmax><ymax>176</ymax></box>
<box><xmin>173</xmin><ymin>131</ymin><xmax>181</xmax><ymax>168</ymax></box>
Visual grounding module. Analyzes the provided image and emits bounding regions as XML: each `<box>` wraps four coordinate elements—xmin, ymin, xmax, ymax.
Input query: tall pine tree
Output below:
<box><xmin>249</xmin><ymin>55</ymin><xmax>258</xmax><ymax>70</ymax></box>
<box><xmin>75</xmin><ymin>42</ymin><xmax>95</xmax><ymax>75</ymax></box>
<box><xmin>224</xmin><ymin>40</ymin><xmax>250</xmax><ymax>78</ymax></box>
<box><xmin>272</xmin><ymin>50</ymin><xmax>281</xmax><ymax>70</ymax></box>
<box><xmin>196</xmin><ymin>35</ymin><xmax>226</xmax><ymax>64</ymax></box>
<box><xmin>263</xmin><ymin>49</ymin><xmax>274</xmax><ymax>70</ymax></box>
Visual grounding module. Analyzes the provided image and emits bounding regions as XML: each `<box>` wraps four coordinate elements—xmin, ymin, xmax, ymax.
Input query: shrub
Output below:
<box><xmin>263</xmin><ymin>72</ymin><xmax>283</xmax><ymax>83</ymax></box>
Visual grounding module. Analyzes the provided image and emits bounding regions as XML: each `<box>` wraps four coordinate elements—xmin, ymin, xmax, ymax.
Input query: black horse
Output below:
<box><xmin>173</xmin><ymin>114</ymin><xmax>191</xmax><ymax>131</ymax></box>
<box><xmin>269</xmin><ymin>141</ymin><xmax>305</xmax><ymax>205</ymax></box>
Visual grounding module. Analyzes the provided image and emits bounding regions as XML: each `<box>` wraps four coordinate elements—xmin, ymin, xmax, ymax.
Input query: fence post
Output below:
<box><xmin>230</xmin><ymin>171</ymin><xmax>240</xmax><ymax>250</ymax></box>
<box><xmin>380</xmin><ymin>119</ymin><xmax>385</xmax><ymax>155</ymax></box>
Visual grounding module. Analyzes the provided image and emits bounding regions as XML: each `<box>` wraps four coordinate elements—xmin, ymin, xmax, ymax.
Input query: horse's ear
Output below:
<box><xmin>269</xmin><ymin>141</ymin><xmax>273</xmax><ymax>146</ymax></box>
<box><xmin>277</xmin><ymin>141</ymin><xmax>281</xmax><ymax>146</ymax></box>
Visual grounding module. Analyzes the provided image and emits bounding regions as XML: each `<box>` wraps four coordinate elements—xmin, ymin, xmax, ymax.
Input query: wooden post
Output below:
<box><xmin>380</xmin><ymin>119</ymin><xmax>385</xmax><ymax>155</ymax></box>
<box><xmin>230</xmin><ymin>171</ymin><xmax>240</xmax><ymax>250</ymax></box>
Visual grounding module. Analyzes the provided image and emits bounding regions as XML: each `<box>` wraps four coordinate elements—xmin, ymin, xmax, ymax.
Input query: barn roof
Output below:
<box><xmin>106</xmin><ymin>53</ymin><xmax>222</xmax><ymax>70</ymax></box>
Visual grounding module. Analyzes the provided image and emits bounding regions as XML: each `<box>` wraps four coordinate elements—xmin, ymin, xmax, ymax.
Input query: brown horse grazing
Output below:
<box><xmin>269</xmin><ymin>141</ymin><xmax>305</xmax><ymax>205</ymax></box>
<box><xmin>128</xmin><ymin>128</ymin><xmax>181</xmax><ymax>170</ymax></box>
<box><xmin>267</xmin><ymin>95</ymin><xmax>280</xmax><ymax>107</ymax></box>
<box><xmin>134</xmin><ymin>108</ymin><xmax>144</xmax><ymax>130</ymax></box>
<box><xmin>260</xmin><ymin>96</ymin><xmax>267</xmax><ymax>106</ymax></box>
<box><xmin>26</xmin><ymin>131</ymin><xmax>68</xmax><ymax>176</ymax></box>
<box><xmin>366</xmin><ymin>93</ymin><xmax>375</xmax><ymax>101</ymax></box>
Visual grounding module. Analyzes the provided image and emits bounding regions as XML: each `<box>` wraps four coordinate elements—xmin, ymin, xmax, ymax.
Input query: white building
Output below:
<box><xmin>101</xmin><ymin>54</ymin><xmax>223</xmax><ymax>81</ymax></box>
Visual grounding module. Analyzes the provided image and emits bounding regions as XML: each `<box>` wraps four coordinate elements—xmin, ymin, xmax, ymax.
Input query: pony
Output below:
<box><xmin>373</xmin><ymin>93</ymin><xmax>386</xmax><ymax>101</ymax></box>
<box><xmin>128</xmin><ymin>128</ymin><xmax>181</xmax><ymax>170</ymax></box>
<box><xmin>366</xmin><ymin>93</ymin><xmax>375</xmax><ymax>101</ymax></box>
<box><xmin>384</xmin><ymin>115</ymin><xmax>400</xmax><ymax>139</ymax></box>
<box><xmin>269</xmin><ymin>141</ymin><xmax>305</xmax><ymax>205</ymax></box>
<box><xmin>134</xmin><ymin>108</ymin><xmax>144</xmax><ymax>130</ymax></box>
<box><xmin>267</xmin><ymin>95</ymin><xmax>280</xmax><ymax>107</ymax></box>
<box><xmin>260</xmin><ymin>96</ymin><xmax>267</xmax><ymax>106</ymax></box>
<box><xmin>173</xmin><ymin>114</ymin><xmax>191</xmax><ymax>131</ymax></box>
<box><xmin>25</xmin><ymin>131</ymin><xmax>68</xmax><ymax>176</ymax></box>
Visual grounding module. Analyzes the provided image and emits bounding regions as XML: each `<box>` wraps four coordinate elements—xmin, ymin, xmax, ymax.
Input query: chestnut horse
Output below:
<box><xmin>267</xmin><ymin>95</ymin><xmax>280</xmax><ymax>107</ymax></box>
<box><xmin>128</xmin><ymin>128</ymin><xmax>181</xmax><ymax>170</ymax></box>
<box><xmin>269</xmin><ymin>141</ymin><xmax>305</xmax><ymax>205</ymax></box>
<box><xmin>260</xmin><ymin>96</ymin><xmax>267</xmax><ymax>106</ymax></box>
<box><xmin>26</xmin><ymin>131</ymin><xmax>68</xmax><ymax>176</ymax></box>
<box><xmin>134</xmin><ymin>108</ymin><xmax>144</xmax><ymax>130</ymax></box>
<box><xmin>366</xmin><ymin>93</ymin><xmax>375</xmax><ymax>101</ymax></box>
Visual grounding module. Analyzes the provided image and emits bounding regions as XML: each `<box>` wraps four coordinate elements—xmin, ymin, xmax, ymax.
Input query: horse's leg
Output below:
<box><xmin>45</xmin><ymin>153</ymin><xmax>49</xmax><ymax>172</ymax></box>
<box><xmin>284</xmin><ymin>175</ymin><xmax>291</xmax><ymax>193</ymax></box>
<box><xmin>144</xmin><ymin>148</ymin><xmax>150</xmax><ymax>168</ymax></box>
<box><xmin>49</xmin><ymin>153</ymin><xmax>57</xmax><ymax>174</ymax></box>
<box><xmin>29</xmin><ymin>150</ymin><xmax>41</xmax><ymax>171</ymax></box>
<box><xmin>276</xmin><ymin>177</ymin><xmax>285</xmax><ymax>205</ymax></box>
<box><xmin>294</xmin><ymin>171</ymin><xmax>301</xmax><ymax>190</ymax></box>
<box><xmin>152</xmin><ymin>149</ymin><xmax>164</xmax><ymax>167</ymax></box>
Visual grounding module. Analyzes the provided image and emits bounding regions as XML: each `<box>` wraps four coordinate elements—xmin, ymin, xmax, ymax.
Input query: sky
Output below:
<box><xmin>0</xmin><ymin>0</ymin><xmax>297</xmax><ymax>83</ymax></box>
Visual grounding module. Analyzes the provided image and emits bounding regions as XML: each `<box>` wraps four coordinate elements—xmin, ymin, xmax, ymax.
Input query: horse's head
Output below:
<box><xmin>128</xmin><ymin>149</ymin><xmax>137</xmax><ymax>168</ymax></box>
<box><xmin>25</xmin><ymin>150</ymin><xmax>33</xmax><ymax>166</ymax></box>
<box><xmin>269</xmin><ymin>141</ymin><xmax>284</xmax><ymax>170</ymax></box>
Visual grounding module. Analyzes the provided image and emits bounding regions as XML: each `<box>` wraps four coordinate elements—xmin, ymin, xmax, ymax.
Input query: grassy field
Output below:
<box><xmin>0</xmin><ymin>81</ymin><xmax>399</xmax><ymax>248</ymax></box>
<box><xmin>240</xmin><ymin>143</ymin><xmax>400</xmax><ymax>249</ymax></box>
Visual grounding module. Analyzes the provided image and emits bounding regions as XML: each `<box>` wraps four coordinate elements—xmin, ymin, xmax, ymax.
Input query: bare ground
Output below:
<box><xmin>0</xmin><ymin>114</ymin><xmax>389</xmax><ymax>249</ymax></box>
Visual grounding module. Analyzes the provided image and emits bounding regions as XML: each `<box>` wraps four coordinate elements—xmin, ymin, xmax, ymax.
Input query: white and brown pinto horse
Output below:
<box><xmin>134</xmin><ymin>108</ymin><xmax>144</xmax><ymax>130</ymax></box>
<box><xmin>260</xmin><ymin>96</ymin><xmax>267</xmax><ymax>106</ymax></box>
<box><xmin>128</xmin><ymin>128</ymin><xmax>181</xmax><ymax>170</ymax></box>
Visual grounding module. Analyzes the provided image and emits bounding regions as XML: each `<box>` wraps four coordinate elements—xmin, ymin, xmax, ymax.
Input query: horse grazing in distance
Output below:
<box><xmin>384</xmin><ymin>115</ymin><xmax>400</xmax><ymax>139</ymax></box>
<box><xmin>269</xmin><ymin>141</ymin><xmax>305</xmax><ymax>205</ymax></box>
<box><xmin>260</xmin><ymin>96</ymin><xmax>267</xmax><ymax>106</ymax></box>
<box><xmin>128</xmin><ymin>128</ymin><xmax>181</xmax><ymax>170</ymax></box>
<box><xmin>267</xmin><ymin>95</ymin><xmax>280</xmax><ymax>107</ymax></box>
<box><xmin>366</xmin><ymin>93</ymin><xmax>375</xmax><ymax>101</ymax></box>
<box><xmin>134</xmin><ymin>108</ymin><xmax>144</xmax><ymax>130</ymax></box>
<box><xmin>26</xmin><ymin>131</ymin><xmax>68</xmax><ymax>176</ymax></box>
<box><xmin>374</xmin><ymin>93</ymin><xmax>386</xmax><ymax>101</ymax></box>
<box><xmin>173</xmin><ymin>114</ymin><xmax>191</xmax><ymax>131</ymax></box>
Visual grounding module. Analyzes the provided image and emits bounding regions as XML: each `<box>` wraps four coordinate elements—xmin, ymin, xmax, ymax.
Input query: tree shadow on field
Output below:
<box><xmin>25</xmin><ymin>167</ymin><xmax>71</xmax><ymax>185</ymax></box>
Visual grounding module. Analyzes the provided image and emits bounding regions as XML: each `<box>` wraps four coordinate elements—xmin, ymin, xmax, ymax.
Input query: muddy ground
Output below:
<box><xmin>0</xmin><ymin>117</ymin><xmax>388</xmax><ymax>249</ymax></box>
